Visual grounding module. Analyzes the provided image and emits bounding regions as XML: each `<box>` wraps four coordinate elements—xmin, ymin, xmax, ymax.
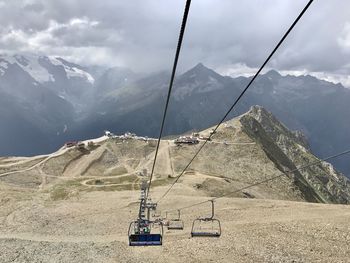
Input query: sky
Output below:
<box><xmin>0</xmin><ymin>0</ymin><xmax>350</xmax><ymax>86</ymax></box>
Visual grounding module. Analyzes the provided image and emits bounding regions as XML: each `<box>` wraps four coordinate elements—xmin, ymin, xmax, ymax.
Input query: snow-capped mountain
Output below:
<box><xmin>0</xmin><ymin>57</ymin><xmax>350</xmax><ymax>177</ymax></box>
<box><xmin>0</xmin><ymin>54</ymin><xmax>94</xmax><ymax>84</ymax></box>
<box><xmin>0</xmin><ymin>54</ymin><xmax>76</xmax><ymax>156</ymax></box>
<box><xmin>0</xmin><ymin>54</ymin><xmax>95</xmax><ymax>109</ymax></box>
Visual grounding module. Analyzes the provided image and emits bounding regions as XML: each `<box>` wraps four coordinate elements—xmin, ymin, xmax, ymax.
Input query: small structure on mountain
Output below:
<box><xmin>192</xmin><ymin>132</ymin><xmax>200</xmax><ymax>137</ymax></box>
<box><xmin>76</xmin><ymin>142</ymin><xmax>85</xmax><ymax>149</ymax></box>
<box><xmin>65</xmin><ymin>141</ymin><xmax>78</xmax><ymax>148</ymax></box>
<box><xmin>104</xmin><ymin>130</ymin><xmax>114</xmax><ymax>137</ymax></box>
<box><xmin>121</xmin><ymin>132</ymin><xmax>137</xmax><ymax>139</ymax></box>
<box><xmin>174</xmin><ymin>136</ymin><xmax>199</xmax><ymax>145</ymax></box>
<box><xmin>199</xmin><ymin>135</ymin><xmax>211</xmax><ymax>141</ymax></box>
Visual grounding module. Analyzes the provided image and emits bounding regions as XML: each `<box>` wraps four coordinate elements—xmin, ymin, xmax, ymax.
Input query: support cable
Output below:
<box><xmin>165</xmin><ymin>149</ymin><xmax>350</xmax><ymax>213</ymax></box>
<box><xmin>157</xmin><ymin>0</ymin><xmax>314</xmax><ymax>204</ymax></box>
<box><xmin>146</xmin><ymin>0</ymin><xmax>192</xmax><ymax>199</ymax></box>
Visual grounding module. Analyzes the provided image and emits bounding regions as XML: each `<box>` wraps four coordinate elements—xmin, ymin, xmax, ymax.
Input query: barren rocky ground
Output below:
<box><xmin>0</xmin><ymin>187</ymin><xmax>349</xmax><ymax>263</ymax></box>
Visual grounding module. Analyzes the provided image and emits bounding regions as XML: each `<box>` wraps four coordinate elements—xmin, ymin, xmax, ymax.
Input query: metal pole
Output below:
<box><xmin>147</xmin><ymin>206</ymin><xmax>150</xmax><ymax>221</ymax></box>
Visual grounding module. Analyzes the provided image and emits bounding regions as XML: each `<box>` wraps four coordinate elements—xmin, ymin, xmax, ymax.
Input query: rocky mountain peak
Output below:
<box><xmin>172</xmin><ymin>63</ymin><xmax>227</xmax><ymax>99</ymax></box>
<box><xmin>193</xmin><ymin>62</ymin><xmax>205</xmax><ymax>69</ymax></box>
<box><xmin>243</xmin><ymin>105</ymin><xmax>309</xmax><ymax>149</ymax></box>
<box><xmin>239</xmin><ymin>105</ymin><xmax>350</xmax><ymax>204</ymax></box>
<box><xmin>264</xmin><ymin>69</ymin><xmax>281</xmax><ymax>78</ymax></box>
<box><xmin>181</xmin><ymin>62</ymin><xmax>224</xmax><ymax>81</ymax></box>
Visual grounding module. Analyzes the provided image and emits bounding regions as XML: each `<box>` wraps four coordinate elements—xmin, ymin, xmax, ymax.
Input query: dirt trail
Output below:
<box><xmin>80</xmin><ymin>173</ymin><xmax>135</xmax><ymax>188</ymax></box>
<box><xmin>138</xmin><ymin>140</ymin><xmax>174</xmax><ymax>177</ymax></box>
<box><xmin>157</xmin><ymin>141</ymin><xmax>174</xmax><ymax>176</ymax></box>
<box><xmin>0</xmin><ymin>147</ymin><xmax>70</xmax><ymax>178</ymax></box>
<box><xmin>0</xmin><ymin>156</ymin><xmax>45</xmax><ymax>167</ymax></box>
<box><xmin>208</xmin><ymin>140</ymin><xmax>256</xmax><ymax>145</ymax></box>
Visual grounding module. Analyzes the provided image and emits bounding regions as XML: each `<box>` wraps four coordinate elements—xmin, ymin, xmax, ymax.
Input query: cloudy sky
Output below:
<box><xmin>0</xmin><ymin>0</ymin><xmax>350</xmax><ymax>86</ymax></box>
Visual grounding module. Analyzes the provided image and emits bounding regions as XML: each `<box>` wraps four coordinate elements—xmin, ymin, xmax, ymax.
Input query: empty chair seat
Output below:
<box><xmin>167</xmin><ymin>210</ymin><xmax>184</xmax><ymax>230</ymax></box>
<box><xmin>190</xmin><ymin>200</ymin><xmax>221</xmax><ymax>238</ymax></box>
<box><xmin>168</xmin><ymin>219</ymin><xmax>184</xmax><ymax>230</ymax></box>
<box><xmin>191</xmin><ymin>218</ymin><xmax>221</xmax><ymax>237</ymax></box>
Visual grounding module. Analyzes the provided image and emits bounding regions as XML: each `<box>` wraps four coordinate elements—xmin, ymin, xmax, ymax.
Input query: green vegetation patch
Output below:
<box><xmin>49</xmin><ymin>179</ymin><xmax>85</xmax><ymax>201</ymax></box>
<box><xmin>86</xmin><ymin>174</ymin><xmax>137</xmax><ymax>186</ymax></box>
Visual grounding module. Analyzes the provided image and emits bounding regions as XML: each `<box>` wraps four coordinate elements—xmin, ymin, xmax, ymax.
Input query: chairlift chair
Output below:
<box><xmin>128</xmin><ymin>220</ymin><xmax>163</xmax><ymax>246</ymax></box>
<box><xmin>161</xmin><ymin>211</ymin><xmax>169</xmax><ymax>226</ymax></box>
<box><xmin>191</xmin><ymin>200</ymin><xmax>221</xmax><ymax>237</ymax></box>
<box><xmin>167</xmin><ymin>210</ymin><xmax>184</xmax><ymax>230</ymax></box>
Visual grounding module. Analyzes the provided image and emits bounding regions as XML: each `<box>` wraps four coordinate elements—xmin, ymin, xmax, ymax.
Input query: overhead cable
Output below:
<box><xmin>157</xmin><ymin>0</ymin><xmax>314</xmax><ymax>204</ymax></box>
<box><xmin>164</xmin><ymin>148</ymin><xmax>350</xmax><ymax>213</ymax></box>
<box><xmin>146</xmin><ymin>0</ymin><xmax>192</xmax><ymax>199</ymax></box>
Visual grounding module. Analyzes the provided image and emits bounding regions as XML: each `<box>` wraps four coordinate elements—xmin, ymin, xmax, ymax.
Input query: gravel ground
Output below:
<box><xmin>0</xmin><ymin>189</ymin><xmax>349</xmax><ymax>263</ymax></box>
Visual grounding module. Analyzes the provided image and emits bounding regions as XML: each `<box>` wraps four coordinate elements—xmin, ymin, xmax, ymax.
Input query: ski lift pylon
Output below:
<box><xmin>128</xmin><ymin>180</ymin><xmax>163</xmax><ymax>246</ymax></box>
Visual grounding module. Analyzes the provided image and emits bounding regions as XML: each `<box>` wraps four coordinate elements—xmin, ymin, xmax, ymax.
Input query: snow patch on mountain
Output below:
<box><xmin>49</xmin><ymin>56</ymin><xmax>95</xmax><ymax>84</ymax></box>
<box><xmin>0</xmin><ymin>59</ymin><xmax>10</xmax><ymax>76</ymax></box>
<box><xmin>14</xmin><ymin>54</ymin><xmax>52</xmax><ymax>82</ymax></box>
<box><xmin>0</xmin><ymin>62</ymin><xmax>7</xmax><ymax>76</ymax></box>
<box><xmin>0</xmin><ymin>60</ymin><xmax>9</xmax><ymax>69</ymax></box>
<box><xmin>0</xmin><ymin>54</ymin><xmax>95</xmax><ymax>84</ymax></box>
<box><xmin>67</xmin><ymin>66</ymin><xmax>95</xmax><ymax>84</ymax></box>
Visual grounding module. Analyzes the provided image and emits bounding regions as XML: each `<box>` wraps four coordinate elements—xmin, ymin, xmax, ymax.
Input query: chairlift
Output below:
<box><xmin>128</xmin><ymin>219</ymin><xmax>163</xmax><ymax>246</ymax></box>
<box><xmin>162</xmin><ymin>211</ymin><xmax>169</xmax><ymax>227</ymax></box>
<box><xmin>191</xmin><ymin>200</ymin><xmax>221</xmax><ymax>237</ymax></box>
<box><xmin>152</xmin><ymin>210</ymin><xmax>161</xmax><ymax>218</ymax></box>
<box><xmin>128</xmin><ymin>190</ymin><xmax>163</xmax><ymax>246</ymax></box>
<box><xmin>168</xmin><ymin>210</ymin><xmax>184</xmax><ymax>230</ymax></box>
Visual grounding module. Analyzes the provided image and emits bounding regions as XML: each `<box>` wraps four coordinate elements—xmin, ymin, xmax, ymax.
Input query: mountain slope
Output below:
<box><xmin>83</xmin><ymin>64</ymin><xmax>350</xmax><ymax>177</ymax></box>
<box><xmin>1</xmin><ymin>105</ymin><xmax>349</xmax><ymax>204</ymax></box>
<box><xmin>0</xmin><ymin>58</ymin><xmax>76</xmax><ymax>155</ymax></box>
<box><xmin>240</xmin><ymin>106</ymin><xmax>350</xmax><ymax>204</ymax></box>
<box><xmin>0</xmin><ymin>54</ymin><xmax>95</xmax><ymax>109</ymax></box>
<box><xmin>0</xmin><ymin>56</ymin><xmax>349</xmax><ymax>178</ymax></box>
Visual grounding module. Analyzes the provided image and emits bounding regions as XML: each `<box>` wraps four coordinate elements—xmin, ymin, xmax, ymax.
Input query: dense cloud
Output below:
<box><xmin>0</xmin><ymin>0</ymin><xmax>349</xmax><ymax>86</ymax></box>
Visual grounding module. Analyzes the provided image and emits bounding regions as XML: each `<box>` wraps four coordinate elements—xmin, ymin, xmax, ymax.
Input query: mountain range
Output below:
<box><xmin>0</xmin><ymin>53</ymin><xmax>349</xmax><ymax>177</ymax></box>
